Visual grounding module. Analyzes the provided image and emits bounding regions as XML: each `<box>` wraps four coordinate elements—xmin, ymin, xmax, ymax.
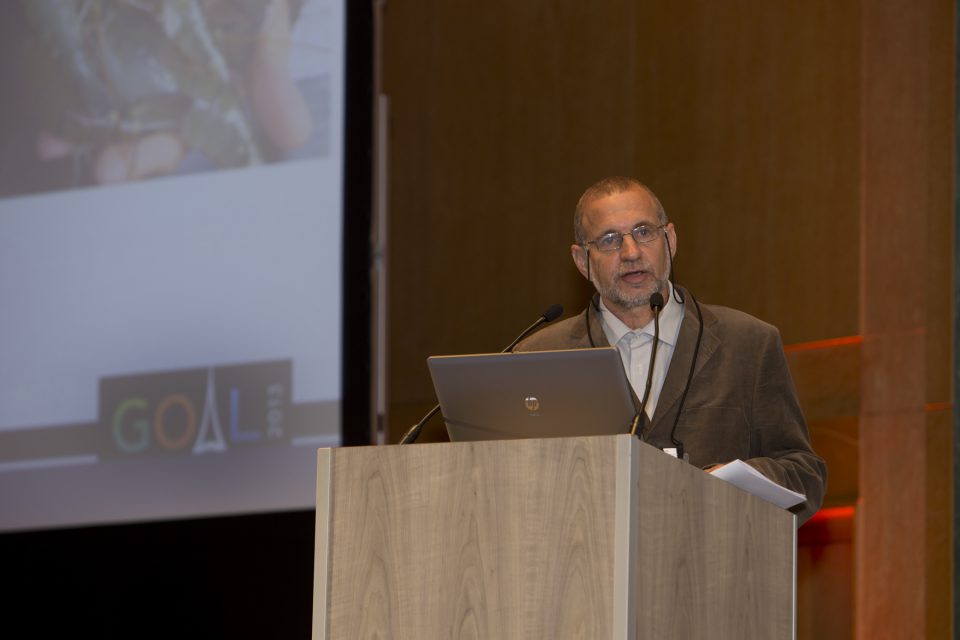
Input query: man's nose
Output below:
<box><xmin>619</xmin><ymin>233</ymin><xmax>644</xmax><ymax>258</ymax></box>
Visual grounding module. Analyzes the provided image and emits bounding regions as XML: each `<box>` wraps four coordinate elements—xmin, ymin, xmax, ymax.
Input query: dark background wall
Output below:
<box><xmin>2</xmin><ymin>511</ymin><xmax>316</xmax><ymax>637</ymax></box>
<box><xmin>383</xmin><ymin>0</ymin><xmax>861</xmax><ymax>438</ymax></box>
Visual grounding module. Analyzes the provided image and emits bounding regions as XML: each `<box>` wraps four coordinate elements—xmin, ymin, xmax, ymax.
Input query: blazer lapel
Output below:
<box><xmin>649</xmin><ymin>295</ymin><xmax>719</xmax><ymax>430</ymax></box>
<box><xmin>571</xmin><ymin>303</ymin><xmax>608</xmax><ymax>349</ymax></box>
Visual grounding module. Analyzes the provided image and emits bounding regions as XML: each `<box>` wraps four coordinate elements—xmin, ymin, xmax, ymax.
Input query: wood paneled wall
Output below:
<box><xmin>383</xmin><ymin>0</ymin><xmax>641</xmax><ymax>440</ymax></box>
<box><xmin>857</xmin><ymin>1</ymin><xmax>954</xmax><ymax>637</ymax></box>
<box><xmin>383</xmin><ymin>0</ymin><xmax>863</xmax><ymax>436</ymax></box>
<box><xmin>382</xmin><ymin>1</ymin><xmax>954</xmax><ymax>636</ymax></box>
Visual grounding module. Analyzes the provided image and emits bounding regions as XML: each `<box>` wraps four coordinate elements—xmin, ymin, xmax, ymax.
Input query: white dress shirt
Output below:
<box><xmin>598</xmin><ymin>284</ymin><xmax>685</xmax><ymax>420</ymax></box>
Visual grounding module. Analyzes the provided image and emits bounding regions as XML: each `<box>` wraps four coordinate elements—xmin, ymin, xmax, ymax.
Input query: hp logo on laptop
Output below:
<box><xmin>524</xmin><ymin>396</ymin><xmax>540</xmax><ymax>412</ymax></box>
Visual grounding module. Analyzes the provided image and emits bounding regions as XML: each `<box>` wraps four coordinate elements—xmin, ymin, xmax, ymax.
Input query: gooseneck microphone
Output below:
<box><xmin>630</xmin><ymin>291</ymin><xmax>664</xmax><ymax>437</ymax></box>
<box><xmin>503</xmin><ymin>303</ymin><xmax>563</xmax><ymax>352</ymax></box>
<box><xmin>398</xmin><ymin>303</ymin><xmax>564</xmax><ymax>444</ymax></box>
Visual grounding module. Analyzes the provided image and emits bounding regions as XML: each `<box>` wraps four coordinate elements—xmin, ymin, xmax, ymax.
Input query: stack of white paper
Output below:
<box><xmin>711</xmin><ymin>460</ymin><xmax>806</xmax><ymax>509</ymax></box>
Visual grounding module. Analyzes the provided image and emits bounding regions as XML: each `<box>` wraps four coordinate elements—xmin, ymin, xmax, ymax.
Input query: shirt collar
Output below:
<box><xmin>598</xmin><ymin>283</ymin><xmax>684</xmax><ymax>347</ymax></box>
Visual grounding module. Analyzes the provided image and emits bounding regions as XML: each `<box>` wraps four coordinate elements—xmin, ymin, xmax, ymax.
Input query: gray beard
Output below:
<box><xmin>595</xmin><ymin>276</ymin><xmax>667</xmax><ymax>310</ymax></box>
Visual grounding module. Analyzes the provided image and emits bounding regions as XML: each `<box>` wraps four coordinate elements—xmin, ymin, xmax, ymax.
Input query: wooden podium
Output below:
<box><xmin>312</xmin><ymin>435</ymin><xmax>795</xmax><ymax>639</ymax></box>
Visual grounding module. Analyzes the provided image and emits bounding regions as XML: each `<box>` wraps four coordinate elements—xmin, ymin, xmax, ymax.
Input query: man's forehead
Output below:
<box><xmin>582</xmin><ymin>187</ymin><xmax>660</xmax><ymax>229</ymax></box>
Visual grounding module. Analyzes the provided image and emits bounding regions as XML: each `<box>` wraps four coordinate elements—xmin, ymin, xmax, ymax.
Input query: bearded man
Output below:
<box><xmin>516</xmin><ymin>176</ymin><xmax>826</xmax><ymax>525</ymax></box>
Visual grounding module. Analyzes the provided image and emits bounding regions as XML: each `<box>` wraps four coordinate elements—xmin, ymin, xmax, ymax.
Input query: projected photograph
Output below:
<box><xmin>0</xmin><ymin>0</ymin><xmax>345</xmax><ymax>533</ymax></box>
<box><xmin>0</xmin><ymin>0</ymin><xmax>332</xmax><ymax>197</ymax></box>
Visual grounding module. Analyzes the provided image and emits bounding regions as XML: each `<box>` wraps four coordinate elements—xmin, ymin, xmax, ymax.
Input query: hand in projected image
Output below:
<box><xmin>36</xmin><ymin>130</ymin><xmax>186</xmax><ymax>185</ymax></box>
<box><xmin>33</xmin><ymin>0</ymin><xmax>312</xmax><ymax>185</ymax></box>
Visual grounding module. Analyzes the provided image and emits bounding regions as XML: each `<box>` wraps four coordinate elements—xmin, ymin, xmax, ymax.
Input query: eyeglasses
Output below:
<box><xmin>584</xmin><ymin>224</ymin><xmax>665</xmax><ymax>253</ymax></box>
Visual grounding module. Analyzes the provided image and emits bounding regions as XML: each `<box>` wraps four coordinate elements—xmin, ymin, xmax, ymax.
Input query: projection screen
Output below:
<box><xmin>0</xmin><ymin>0</ymin><xmax>346</xmax><ymax>532</ymax></box>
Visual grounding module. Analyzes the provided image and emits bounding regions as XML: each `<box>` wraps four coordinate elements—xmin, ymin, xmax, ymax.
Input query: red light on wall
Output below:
<box><xmin>799</xmin><ymin>505</ymin><xmax>855</xmax><ymax>546</ymax></box>
<box><xmin>784</xmin><ymin>335</ymin><xmax>863</xmax><ymax>354</ymax></box>
<box><xmin>809</xmin><ymin>506</ymin><xmax>855</xmax><ymax>523</ymax></box>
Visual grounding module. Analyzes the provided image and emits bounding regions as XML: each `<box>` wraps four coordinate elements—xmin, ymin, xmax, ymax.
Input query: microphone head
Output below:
<box><xmin>649</xmin><ymin>292</ymin><xmax>665</xmax><ymax>311</ymax></box>
<box><xmin>541</xmin><ymin>303</ymin><xmax>564</xmax><ymax>323</ymax></box>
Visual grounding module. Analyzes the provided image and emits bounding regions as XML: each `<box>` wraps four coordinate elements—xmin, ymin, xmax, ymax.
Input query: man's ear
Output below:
<box><xmin>571</xmin><ymin>244</ymin><xmax>590</xmax><ymax>280</ymax></box>
<box><xmin>665</xmin><ymin>223</ymin><xmax>678</xmax><ymax>259</ymax></box>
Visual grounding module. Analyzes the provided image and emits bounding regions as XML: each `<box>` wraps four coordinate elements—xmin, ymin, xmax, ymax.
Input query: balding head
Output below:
<box><xmin>573</xmin><ymin>177</ymin><xmax>667</xmax><ymax>244</ymax></box>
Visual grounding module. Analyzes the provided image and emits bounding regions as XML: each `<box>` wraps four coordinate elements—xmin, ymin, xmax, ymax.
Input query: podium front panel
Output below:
<box><xmin>316</xmin><ymin>436</ymin><xmax>625</xmax><ymax>639</ymax></box>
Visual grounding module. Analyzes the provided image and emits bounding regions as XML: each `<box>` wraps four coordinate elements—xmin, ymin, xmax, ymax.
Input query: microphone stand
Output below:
<box><xmin>630</xmin><ymin>292</ymin><xmax>664</xmax><ymax>437</ymax></box>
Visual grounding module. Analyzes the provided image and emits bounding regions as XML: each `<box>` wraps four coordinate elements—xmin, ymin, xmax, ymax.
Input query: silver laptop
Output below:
<box><xmin>427</xmin><ymin>347</ymin><xmax>638</xmax><ymax>442</ymax></box>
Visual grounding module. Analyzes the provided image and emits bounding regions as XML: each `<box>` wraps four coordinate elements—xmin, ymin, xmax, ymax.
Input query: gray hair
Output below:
<box><xmin>573</xmin><ymin>176</ymin><xmax>667</xmax><ymax>244</ymax></box>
